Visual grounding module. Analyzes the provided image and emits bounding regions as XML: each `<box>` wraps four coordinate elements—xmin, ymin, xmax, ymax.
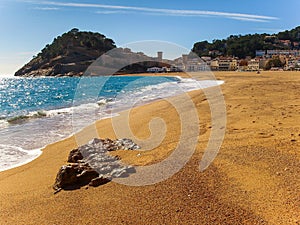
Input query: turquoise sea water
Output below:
<box><xmin>0</xmin><ymin>76</ymin><xmax>179</xmax><ymax>119</ymax></box>
<box><xmin>0</xmin><ymin>76</ymin><xmax>223</xmax><ymax>171</ymax></box>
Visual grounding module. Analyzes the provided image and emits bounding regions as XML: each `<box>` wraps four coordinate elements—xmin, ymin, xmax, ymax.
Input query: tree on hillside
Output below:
<box><xmin>265</xmin><ymin>57</ymin><xmax>285</xmax><ymax>70</ymax></box>
<box><xmin>239</xmin><ymin>60</ymin><xmax>248</xmax><ymax>66</ymax></box>
<box><xmin>36</xmin><ymin>28</ymin><xmax>116</xmax><ymax>60</ymax></box>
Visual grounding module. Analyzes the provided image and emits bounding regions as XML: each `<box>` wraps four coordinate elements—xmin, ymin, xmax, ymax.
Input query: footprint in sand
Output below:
<box><xmin>258</xmin><ymin>132</ymin><xmax>274</xmax><ymax>138</ymax></box>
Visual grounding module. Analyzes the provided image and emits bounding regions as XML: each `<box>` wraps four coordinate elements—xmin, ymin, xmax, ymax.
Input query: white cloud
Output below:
<box><xmin>33</xmin><ymin>7</ymin><xmax>60</xmax><ymax>10</ymax></box>
<box><xmin>96</xmin><ymin>10</ymin><xmax>131</xmax><ymax>15</ymax></box>
<box><xmin>228</xmin><ymin>17</ymin><xmax>269</xmax><ymax>23</ymax></box>
<box><xmin>28</xmin><ymin>1</ymin><xmax>278</xmax><ymax>22</ymax></box>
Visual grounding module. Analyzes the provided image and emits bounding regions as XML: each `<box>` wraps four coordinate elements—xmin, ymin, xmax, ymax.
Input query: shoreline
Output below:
<box><xmin>0</xmin><ymin>73</ymin><xmax>222</xmax><ymax>172</ymax></box>
<box><xmin>0</xmin><ymin>71</ymin><xmax>299</xmax><ymax>224</ymax></box>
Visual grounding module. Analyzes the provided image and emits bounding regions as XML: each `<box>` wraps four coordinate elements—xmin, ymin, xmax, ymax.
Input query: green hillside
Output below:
<box><xmin>192</xmin><ymin>26</ymin><xmax>300</xmax><ymax>58</ymax></box>
<box><xmin>15</xmin><ymin>28</ymin><xmax>116</xmax><ymax>77</ymax></box>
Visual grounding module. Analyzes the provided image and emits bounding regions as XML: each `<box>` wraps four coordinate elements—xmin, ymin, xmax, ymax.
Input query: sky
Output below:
<box><xmin>0</xmin><ymin>0</ymin><xmax>299</xmax><ymax>75</ymax></box>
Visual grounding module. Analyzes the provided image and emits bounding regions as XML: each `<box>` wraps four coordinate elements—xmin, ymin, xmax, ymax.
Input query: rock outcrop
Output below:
<box><xmin>53</xmin><ymin>138</ymin><xmax>139</xmax><ymax>192</ymax></box>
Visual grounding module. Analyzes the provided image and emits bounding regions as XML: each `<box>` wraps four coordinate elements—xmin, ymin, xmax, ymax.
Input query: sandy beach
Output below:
<box><xmin>0</xmin><ymin>71</ymin><xmax>299</xmax><ymax>224</ymax></box>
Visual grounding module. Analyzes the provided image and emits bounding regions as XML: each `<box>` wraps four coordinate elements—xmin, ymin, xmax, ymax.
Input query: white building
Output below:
<box><xmin>147</xmin><ymin>67</ymin><xmax>164</xmax><ymax>73</ymax></box>
<box><xmin>247</xmin><ymin>59</ymin><xmax>260</xmax><ymax>71</ymax></box>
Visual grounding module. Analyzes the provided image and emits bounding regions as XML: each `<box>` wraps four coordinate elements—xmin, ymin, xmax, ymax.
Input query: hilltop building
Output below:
<box><xmin>157</xmin><ymin>51</ymin><xmax>163</xmax><ymax>62</ymax></box>
<box><xmin>256</xmin><ymin>50</ymin><xmax>300</xmax><ymax>57</ymax></box>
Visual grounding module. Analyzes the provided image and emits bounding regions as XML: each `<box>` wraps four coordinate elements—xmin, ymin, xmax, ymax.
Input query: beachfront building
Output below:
<box><xmin>218</xmin><ymin>59</ymin><xmax>231</xmax><ymax>71</ymax></box>
<box><xmin>171</xmin><ymin>54</ymin><xmax>210</xmax><ymax>72</ymax></box>
<box><xmin>247</xmin><ymin>59</ymin><xmax>260</xmax><ymax>71</ymax></box>
<box><xmin>147</xmin><ymin>67</ymin><xmax>164</xmax><ymax>73</ymax></box>
<box><xmin>284</xmin><ymin>58</ymin><xmax>300</xmax><ymax>70</ymax></box>
<box><xmin>210</xmin><ymin>59</ymin><xmax>219</xmax><ymax>70</ymax></box>
<box><xmin>185</xmin><ymin>58</ymin><xmax>208</xmax><ymax>71</ymax></box>
<box><xmin>206</xmin><ymin>58</ymin><xmax>238</xmax><ymax>71</ymax></box>
<box><xmin>230</xmin><ymin>59</ymin><xmax>238</xmax><ymax>71</ymax></box>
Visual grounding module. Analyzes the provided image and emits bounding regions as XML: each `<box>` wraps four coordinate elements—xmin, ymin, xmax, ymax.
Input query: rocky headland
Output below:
<box><xmin>15</xmin><ymin>28</ymin><xmax>116</xmax><ymax>77</ymax></box>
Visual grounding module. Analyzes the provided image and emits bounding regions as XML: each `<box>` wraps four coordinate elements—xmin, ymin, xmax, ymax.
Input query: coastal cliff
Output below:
<box><xmin>14</xmin><ymin>28</ymin><xmax>116</xmax><ymax>77</ymax></box>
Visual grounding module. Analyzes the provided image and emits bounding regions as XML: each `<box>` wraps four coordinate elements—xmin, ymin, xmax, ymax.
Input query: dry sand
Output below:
<box><xmin>0</xmin><ymin>71</ymin><xmax>299</xmax><ymax>224</ymax></box>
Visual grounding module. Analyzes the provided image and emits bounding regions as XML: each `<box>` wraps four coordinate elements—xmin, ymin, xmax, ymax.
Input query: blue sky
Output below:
<box><xmin>0</xmin><ymin>0</ymin><xmax>299</xmax><ymax>75</ymax></box>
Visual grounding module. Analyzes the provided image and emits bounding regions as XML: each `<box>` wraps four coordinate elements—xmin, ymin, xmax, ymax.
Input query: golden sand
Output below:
<box><xmin>0</xmin><ymin>71</ymin><xmax>299</xmax><ymax>224</ymax></box>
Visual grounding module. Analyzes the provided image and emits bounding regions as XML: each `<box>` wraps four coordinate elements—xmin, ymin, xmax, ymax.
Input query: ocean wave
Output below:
<box><xmin>96</xmin><ymin>98</ymin><xmax>115</xmax><ymax>106</ymax></box>
<box><xmin>7</xmin><ymin>111</ymin><xmax>47</xmax><ymax>124</ymax></box>
<box><xmin>4</xmin><ymin>102</ymin><xmax>104</xmax><ymax>125</ymax></box>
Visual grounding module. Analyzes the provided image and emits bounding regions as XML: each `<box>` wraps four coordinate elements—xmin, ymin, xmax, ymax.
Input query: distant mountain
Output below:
<box><xmin>15</xmin><ymin>28</ymin><xmax>116</xmax><ymax>77</ymax></box>
<box><xmin>192</xmin><ymin>26</ymin><xmax>300</xmax><ymax>59</ymax></box>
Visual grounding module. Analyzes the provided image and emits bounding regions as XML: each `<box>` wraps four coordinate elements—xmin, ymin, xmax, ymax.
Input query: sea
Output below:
<box><xmin>0</xmin><ymin>75</ymin><xmax>223</xmax><ymax>172</ymax></box>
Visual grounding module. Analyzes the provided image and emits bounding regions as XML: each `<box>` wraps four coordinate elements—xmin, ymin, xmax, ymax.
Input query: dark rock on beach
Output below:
<box><xmin>53</xmin><ymin>138</ymin><xmax>140</xmax><ymax>192</ymax></box>
<box><xmin>53</xmin><ymin>163</ymin><xmax>99</xmax><ymax>190</ymax></box>
<box><xmin>67</xmin><ymin>148</ymin><xmax>83</xmax><ymax>163</ymax></box>
<box><xmin>89</xmin><ymin>176</ymin><xmax>111</xmax><ymax>187</ymax></box>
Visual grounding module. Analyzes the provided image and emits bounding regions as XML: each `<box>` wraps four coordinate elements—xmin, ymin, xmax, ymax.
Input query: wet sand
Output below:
<box><xmin>0</xmin><ymin>71</ymin><xmax>299</xmax><ymax>224</ymax></box>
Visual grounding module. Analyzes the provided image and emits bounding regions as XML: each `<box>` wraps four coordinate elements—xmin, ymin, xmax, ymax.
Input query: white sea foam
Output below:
<box><xmin>0</xmin><ymin>119</ymin><xmax>8</xmax><ymax>129</ymax></box>
<box><xmin>107</xmin><ymin>78</ymin><xmax>224</xmax><ymax>111</ymax></box>
<box><xmin>0</xmin><ymin>144</ymin><xmax>42</xmax><ymax>172</ymax></box>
